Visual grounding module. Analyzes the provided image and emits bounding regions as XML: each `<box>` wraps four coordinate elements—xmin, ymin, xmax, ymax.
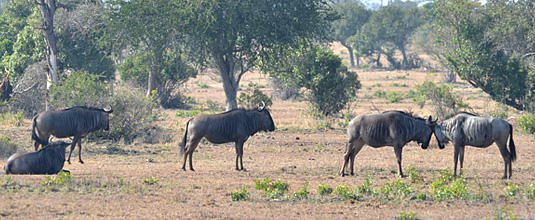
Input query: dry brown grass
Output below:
<box><xmin>1</xmin><ymin>45</ymin><xmax>535</xmax><ymax>219</ymax></box>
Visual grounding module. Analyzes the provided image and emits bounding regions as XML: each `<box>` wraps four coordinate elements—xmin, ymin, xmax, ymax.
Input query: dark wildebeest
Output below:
<box><xmin>434</xmin><ymin>112</ymin><xmax>517</xmax><ymax>179</ymax></box>
<box><xmin>180</xmin><ymin>102</ymin><xmax>275</xmax><ymax>171</ymax></box>
<box><xmin>5</xmin><ymin>141</ymin><xmax>72</xmax><ymax>174</ymax></box>
<box><xmin>340</xmin><ymin>111</ymin><xmax>444</xmax><ymax>177</ymax></box>
<box><xmin>31</xmin><ymin>106</ymin><xmax>113</xmax><ymax>164</ymax></box>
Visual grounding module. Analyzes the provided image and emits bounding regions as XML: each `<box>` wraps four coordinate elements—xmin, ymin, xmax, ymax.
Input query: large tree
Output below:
<box><xmin>331</xmin><ymin>2</ymin><xmax>370</xmax><ymax>67</ymax></box>
<box><xmin>191</xmin><ymin>0</ymin><xmax>335</xmax><ymax>110</ymax></box>
<box><xmin>108</xmin><ymin>0</ymin><xmax>194</xmax><ymax>98</ymax></box>
<box><xmin>431</xmin><ymin>0</ymin><xmax>532</xmax><ymax>110</ymax></box>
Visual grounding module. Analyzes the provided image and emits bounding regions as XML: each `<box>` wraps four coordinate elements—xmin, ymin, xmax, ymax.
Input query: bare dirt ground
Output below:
<box><xmin>1</xmin><ymin>45</ymin><xmax>534</xmax><ymax>219</ymax></box>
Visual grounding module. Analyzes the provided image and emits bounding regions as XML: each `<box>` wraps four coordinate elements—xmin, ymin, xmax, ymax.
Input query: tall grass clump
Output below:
<box><xmin>0</xmin><ymin>111</ymin><xmax>24</xmax><ymax>127</ymax></box>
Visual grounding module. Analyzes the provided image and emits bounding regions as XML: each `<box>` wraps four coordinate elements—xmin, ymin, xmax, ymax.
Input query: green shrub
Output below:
<box><xmin>504</xmin><ymin>182</ymin><xmax>521</xmax><ymax>197</ymax></box>
<box><xmin>373</xmin><ymin>90</ymin><xmax>386</xmax><ymax>98</ymax></box>
<box><xmin>143</xmin><ymin>176</ymin><xmax>159</xmax><ymax>185</ymax></box>
<box><xmin>518</xmin><ymin>113</ymin><xmax>535</xmax><ymax>134</ymax></box>
<box><xmin>293</xmin><ymin>180</ymin><xmax>309</xmax><ymax>200</ymax></box>
<box><xmin>527</xmin><ymin>183</ymin><xmax>535</xmax><ymax>200</ymax></box>
<box><xmin>49</xmin><ymin>71</ymin><xmax>111</xmax><ymax>109</ymax></box>
<box><xmin>42</xmin><ymin>171</ymin><xmax>73</xmax><ymax>186</ymax></box>
<box><xmin>254</xmin><ymin>177</ymin><xmax>290</xmax><ymax>199</ymax></box>
<box><xmin>317</xmin><ymin>184</ymin><xmax>333</xmax><ymax>196</ymax></box>
<box><xmin>335</xmin><ymin>184</ymin><xmax>359</xmax><ymax>200</ymax></box>
<box><xmin>407</xmin><ymin>165</ymin><xmax>424</xmax><ymax>184</ymax></box>
<box><xmin>238</xmin><ymin>83</ymin><xmax>273</xmax><ymax>109</ymax></box>
<box><xmin>430</xmin><ymin>169</ymin><xmax>471</xmax><ymax>201</ymax></box>
<box><xmin>387</xmin><ymin>91</ymin><xmax>404</xmax><ymax>103</ymax></box>
<box><xmin>356</xmin><ymin>176</ymin><xmax>376</xmax><ymax>197</ymax></box>
<box><xmin>379</xmin><ymin>179</ymin><xmax>412</xmax><ymax>200</ymax></box>
<box><xmin>396</xmin><ymin>211</ymin><xmax>418</xmax><ymax>220</ymax></box>
<box><xmin>0</xmin><ymin>112</ymin><xmax>24</xmax><ymax>127</ymax></box>
<box><xmin>231</xmin><ymin>185</ymin><xmax>249</xmax><ymax>201</ymax></box>
<box><xmin>412</xmin><ymin>80</ymin><xmax>467</xmax><ymax>119</ymax></box>
<box><xmin>0</xmin><ymin>136</ymin><xmax>17</xmax><ymax>158</ymax></box>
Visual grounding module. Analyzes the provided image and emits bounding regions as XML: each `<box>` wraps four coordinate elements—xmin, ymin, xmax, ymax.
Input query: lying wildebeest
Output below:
<box><xmin>340</xmin><ymin>111</ymin><xmax>444</xmax><ymax>177</ymax></box>
<box><xmin>5</xmin><ymin>141</ymin><xmax>72</xmax><ymax>174</ymax></box>
<box><xmin>434</xmin><ymin>112</ymin><xmax>517</xmax><ymax>179</ymax></box>
<box><xmin>180</xmin><ymin>102</ymin><xmax>275</xmax><ymax>171</ymax></box>
<box><xmin>32</xmin><ymin>106</ymin><xmax>113</xmax><ymax>164</ymax></box>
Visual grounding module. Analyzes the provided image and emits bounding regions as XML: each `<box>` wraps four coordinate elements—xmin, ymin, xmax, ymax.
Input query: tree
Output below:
<box><xmin>108</xmin><ymin>0</ymin><xmax>195</xmax><ymax>98</ymax></box>
<box><xmin>260</xmin><ymin>44</ymin><xmax>361</xmax><ymax>116</ymax></box>
<box><xmin>431</xmin><ymin>0</ymin><xmax>530</xmax><ymax>110</ymax></box>
<box><xmin>190</xmin><ymin>0</ymin><xmax>335</xmax><ymax>110</ymax></box>
<box><xmin>36</xmin><ymin>0</ymin><xmax>60</xmax><ymax>110</ymax></box>
<box><xmin>331</xmin><ymin>2</ymin><xmax>370</xmax><ymax>67</ymax></box>
<box><xmin>360</xmin><ymin>3</ymin><xmax>424</xmax><ymax>69</ymax></box>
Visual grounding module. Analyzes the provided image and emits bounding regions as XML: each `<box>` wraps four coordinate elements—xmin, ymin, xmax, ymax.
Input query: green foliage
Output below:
<box><xmin>49</xmin><ymin>71</ymin><xmax>111</xmax><ymax>109</ymax></box>
<box><xmin>518</xmin><ymin>114</ymin><xmax>535</xmax><ymax>134</ymax></box>
<box><xmin>430</xmin><ymin>169</ymin><xmax>471</xmax><ymax>201</ymax></box>
<box><xmin>379</xmin><ymin>179</ymin><xmax>412</xmax><ymax>200</ymax></box>
<box><xmin>0</xmin><ymin>136</ymin><xmax>17</xmax><ymax>157</ymax></box>
<box><xmin>261</xmin><ymin>45</ymin><xmax>360</xmax><ymax>116</ymax></box>
<box><xmin>387</xmin><ymin>91</ymin><xmax>404</xmax><ymax>103</ymax></box>
<box><xmin>42</xmin><ymin>171</ymin><xmax>73</xmax><ymax>186</ymax></box>
<box><xmin>317</xmin><ymin>184</ymin><xmax>333</xmax><ymax>196</ymax></box>
<box><xmin>238</xmin><ymin>83</ymin><xmax>273</xmax><ymax>109</ymax></box>
<box><xmin>374</xmin><ymin>90</ymin><xmax>386</xmax><ymax>98</ymax></box>
<box><xmin>491</xmin><ymin>207</ymin><xmax>519</xmax><ymax>220</ymax></box>
<box><xmin>231</xmin><ymin>185</ymin><xmax>249</xmax><ymax>201</ymax></box>
<box><xmin>356</xmin><ymin>176</ymin><xmax>376</xmax><ymax>197</ymax></box>
<box><xmin>254</xmin><ymin>177</ymin><xmax>290</xmax><ymax>199</ymax></box>
<box><xmin>0</xmin><ymin>111</ymin><xmax>24</xmax><ymax>127</ymax></box>
<box><xmin>412</xmin><ymin>79</ymin><xmax>466</xmax><ymax>119</ymax></box>
<box><xmin>396</xmin><ymin>211</ymin><xmax>418</xmax><ymax>220</ymax></box>
<box><xmin>407</xmin><ymin>165</ymin><xmax>424</xmax><ymax>184</ymax></box>
<box><xmin>293</xmin><ymin>180</ymin><xmax>310</xmax><ymax>200</ymax></box>
<box><xmin>527</xmin><ymin>184</ymin><xmax>535</xmax><ymax>200</ymax></box>
<box><xmin>335</xmin><ymin>184</ymin><xmax>360</xmax><ymax>200</ymax></box>
<box><xmin>105</xmin><ymin>87</ymin><xmax>159</xmax><ymax>143</ymax></box>
<box><xmin>504</xmin><ymin>182</ymin><xmax>521</xmax><ymax>198</ymax></box>
<box><xmin>143</xmin><ymin>176</ymin><xmax>159</xmax><ymax>185</ymax></box>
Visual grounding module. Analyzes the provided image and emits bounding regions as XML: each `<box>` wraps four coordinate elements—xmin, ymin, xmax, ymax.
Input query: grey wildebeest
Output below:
<box><xmin>434</xmin><ymin>112</ymin><xmax>517</xmax><ymax>179</ymax></box>
<box><xmin>180</xmin><ymin>102</ymin><xmax>275</xmax><ymax>171</ymax></box>
<box><xmin>5</xmin><ymin>141</ymin><xmax>72</xmax><ymax>174</ymax></box>
<box><xmin>31</xmin><ymin>106</ymin><xmax>113</xmax><ymax>164</ymax></box>
<box><xmin>340</xmin><ymin>111</ymin><xmax>444</xmax><ymax>177</ymax></box>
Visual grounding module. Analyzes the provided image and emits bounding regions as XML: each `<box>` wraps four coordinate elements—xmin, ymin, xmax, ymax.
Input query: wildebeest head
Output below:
<box><xmin>423</xmin><ymin>116</ymin><xmax>445</xmax><ymax>149</ymax></box>
<box><xmin>99</xmin><ymin>106</ymin><xmax>114</xmax><ymax>131</ymax></box>
<box><xmin>256</xmin><ymin>102</ymin><xmax>275</xmax><ymax>132</ymax></box>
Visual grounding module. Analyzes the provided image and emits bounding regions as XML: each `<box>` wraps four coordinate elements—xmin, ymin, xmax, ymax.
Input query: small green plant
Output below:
<box><xmin>379</xmin><ymin>179</ymin><xmax>412</xmax><ymax>200</ymax></box>
<box><xmin>1</xmin><ymin>175</ymin><xmax>14</xmax><ymax>187</ymax></box>
<box><xmin>374</xmin><ymin>90</ymin><xmax>387</xmax><ymax>98</ymax></box>
<box><xmin>196</xmin><ymin>82</ymin><xmax>210</xmax><ymax>88</ymax></box>
<box><xmin>526</xmin><ymin>183</ymin><xmax>535</xmax><ymax>200</ymax></box>
<box><xmin>387</xmin><ymin>91</ymin><xmax>404</xmax><ymax>103</ymax></box>
<box><xmin>0</xmin><ymin>111</ymin><xmax>24</xmax><ymax>127</ymax></box>
<box><xmin>396</xmin><ymin>211</ymin><xmax>418</xmax><ymax>220</ymax></box>
<box><xmin>518</xmin><ymin>113</ymin><xmax>535</xmax><ymax>134</ymax></box>
<box><xmin>313</xmin><ymin>143</ymin><xmax>325</xmax><ymax>152</ymax></box>
<box><xmin>335</xmin><ymin>184</ymin><xmax>359</xmax><ymax>200</ymax></box>
<box><xmin>0</xmin><ymin>136</ymin><xmax>17</xmax><ymax>157</ymax></box>
<box><xmin>254</xmin><ymin>177</ymin><xmax>290</xmax><ymax>199</ymax></box>
<box><xmin>416</xmin><ymin>192</ymin><xmax>427</xmax><ymax>201</ymax></box>
<box><xmin>293</xmin><ymin>180</ymin><xmax>309</xmax><ymax>200</ymax></box>
<box><xmin>143</xmin><ymin>176</ymin><xmax>159</xmax><ymax>185</ymax></box>
<box><xmin>42</xmin><ymin>171</ymin><xmax>73</xmax><ymax>186</ymax></box>
<box><xmin>356</xmin><ymin>175</ymin><xmax>376</xmax><ymax>197</ymax></box>
<box><xmin>430</xmin><ymin>169</ymin><xmax>471</xmax><ymax>201</ymax></box>
<box><xmin>231</xmin><ymin>185</ymin><xmax>249</xmax><ymax>201</ymax></box>
<box><xmin>407</xmin><ymin>165</ymin><xmax>423</xmax><ymax>184</ymax></box>
<box><xmin>504</xmin><ymin>182</ymin><xmax>520</xmax><ymax>197</ymax></box>
<box><xmin>317</xmin><ymin>184</ymin><xmax>333</xmax><ymax>196</ymax></box>
<box><xmin>491</xmin><ymin>207</ymin><xmax>518</xmax><ymax>220</ymax></box>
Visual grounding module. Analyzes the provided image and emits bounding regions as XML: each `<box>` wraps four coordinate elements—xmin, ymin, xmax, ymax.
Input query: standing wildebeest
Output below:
<box><xmin>31</xmin><ymin>106</ymin><xmax>113</xmax><ymax>164</ymax></box>
<box><xmin>340</xmin><ymin>111</ymin><xmax>444</xmax><ymax>177</ymax></box>
<box><xmin>180</xmin><ymin>103</ymin><xmax>275</xmax><ymax>171</ymax></box>
<box><xmin>5</xmin><ymin>141</ymin><xmax>72</xmax><ymax>174</ymax></box>
<box><xmin>434</xmin><ymin>112</ymin><xmax>517</xmax><ymax>179</ymax></box>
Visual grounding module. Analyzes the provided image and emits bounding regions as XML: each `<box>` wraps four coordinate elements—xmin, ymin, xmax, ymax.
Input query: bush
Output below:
<box><xmin>238</xmin><ymin>83</ymin><xmax>273</xmax><ymax>109</ymax></box>
<box><xmin>518</xmin><ymin>113</ymin><xmax>535</xmax><ymax>134</ymax></box>
<box><xmin>0</xmin><ymin>111</ymin><xmax>24</xmax><ymax>127</ymax></box>
<box><xmin>0</xmin><ymin>136</ymin><xmax>17</xmax><ymax>158</ymax></box>
<box><xmin>270</xmin><ymin>77</ymin><xmax>300</xmax><ymax>100</ymax></box>
<box><xmin>317</xmin><ymin>184</ymin><xmax>333</xmax><ymax>196</ymax></box>
<box><xmin>49</xmin><ymin>70</ymin><xmax>111</xmax><ymax>109</ymax></box>
<box><xmin>412</xmin><ymin>79</ymin><xmax>467</xmax><ymax>119</ymax></box>
<box><xmin>293</xmin><ymin>180</ymin><xmax>309</xmax><ymax>200</ymax></box>
<box><xmin>254</xmin><ymin>177</ymin><xmax>290</xmax><ymax>199</ymax></box>
<box><xmin>231</xmin><ymin>185</ymin><xmax>249</xmax><ymax>201</ymax></box>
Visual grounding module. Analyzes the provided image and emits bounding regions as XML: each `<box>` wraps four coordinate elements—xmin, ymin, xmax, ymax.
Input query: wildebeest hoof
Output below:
<box><xmin>79</xmin><ymin>160</ymin><xmax>85</xmax><ymax>164</ymax></box>
<box><xmin>190</xmin><ymin>168</ymin><xmax>195</xmax><ymax>171</ymax></box>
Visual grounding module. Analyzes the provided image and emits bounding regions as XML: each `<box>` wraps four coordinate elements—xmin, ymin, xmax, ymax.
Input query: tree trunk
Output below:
<box><xmin>146</xmin><ymin>50</ymin><xmax>162</xmax><ymax>97</ymax></box>
<box><xmin>213</xmin><ymin>52</ymin><xmax>238</xmax><ymax>111</ymax></box>
<box><xmin>399</xmin><ymin>45</ymin><xmax>408</xmax><ymax>68</ymax></box>
<box><xmin>37</xmin><ymin>0</ymin><xmax>58</xmax><ymax>111</ymax></box>
<box><xmin>340</xmin><ymin>42</ymin><xmax>355</xmax><ymax>67</ymax></box>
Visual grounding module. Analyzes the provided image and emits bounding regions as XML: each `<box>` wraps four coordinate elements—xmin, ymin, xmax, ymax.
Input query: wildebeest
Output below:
<box><xmin>340</xmin><ymin>111</ymin><xmax>444</xmax><ymax>177</ymax></box>
<box><xmin>434</xmin><ymin>112</ymin><xmax>517</xmax><ymax>179</ymax></box>
<box><xmin>5</xmin><ymin>141</ymin><xmax>72</xmax><ymax>174</ymax></box>
<box><xmin>31</xmin><ymin>106</ymin><xmax>113</xmax><ymax>164</ymax></box>
<box><xmin>180</xmin><ymin>102</ymin><xmax>275</xmax><ymax>171</ymax></box>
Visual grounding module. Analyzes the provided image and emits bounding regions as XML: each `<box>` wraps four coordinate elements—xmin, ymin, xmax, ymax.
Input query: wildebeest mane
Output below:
<box><xmin>444</xmin><ymin>111</ymin><xmax>478</xmax><ymax>120</ymax></box>
<box><xmin>382</xmin><ymin>110</ymin><xmax>425</xmax><ymax>121</ymax></box>
<box><xmin>62</xmin><ymin>106</ymin><xmax>107</xmax><ymax>112</ymax></box>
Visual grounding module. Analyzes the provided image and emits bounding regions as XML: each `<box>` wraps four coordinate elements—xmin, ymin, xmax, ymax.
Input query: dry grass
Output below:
<box><xmin>1</xmin><ymin>45</ymin><xmax>535</xmax><ymax>219</ymax></box>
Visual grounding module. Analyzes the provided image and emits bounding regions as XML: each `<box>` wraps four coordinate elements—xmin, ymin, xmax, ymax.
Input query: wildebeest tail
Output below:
<box><xmin>508</xmin><ymin>124</ymin><xmax>517</xmax><ymax>162</ymax></box>
<box><xmin>180</xmin><ymin>119</ymin><xmax>191</xmax><ymax>156</ymax></box>
<box><xmin>31</xmin><ymin>116</ymin><xmax>48</xmax><ymax>146</ymax></box>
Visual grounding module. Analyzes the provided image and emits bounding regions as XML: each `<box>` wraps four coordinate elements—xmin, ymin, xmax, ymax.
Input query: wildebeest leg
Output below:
<box><xmin>235</xmin><ymin>141</ymin><xmax>245</xmax><ymax>171</ymax></box>
<box><xmin>182</xmin><ymin>137</ymin><xmax>201</xmax><ymax>171</ymax></box>
<box><xmin>453</xmin><ymin>143</ymin><xmax>462</xmax><ymax>177</ymax></box>
<box><xmin>77</xmin><ymin>140</ymin><xmax>84</xmax><ymax>164</ymax></box>
<box><xmin>340</xmin><ymin>142</ymin><xmax>353</xmax><ymax>177</ymax></box>
<box><xmin>497</xmin><ymin>141</ymin><xmax>512</xmax><ymax>179</ymax></box>
<box><xmin>67</xmin><ymin>136</ymin><xmax>81</xmax><ymax>164</ymax></box>
<box><xmin>393</xmin><ymin>144</ymin><xmax>405</xmax><ymax>178</ymax></box>
<box><xmin>459</xmin><ymin>145</ymin><xmax>465</xmax><ymax>176</ymax></box>
<box><xmin>348</xmin><ymin>139</ymin><xmax>365</xmax><ymax>176</ymax></box>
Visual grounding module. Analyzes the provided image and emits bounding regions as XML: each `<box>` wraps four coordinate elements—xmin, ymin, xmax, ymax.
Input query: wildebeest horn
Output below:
<box><xmin>103</xmin><ymin>106</ymin><xmax>113</xmax><ymax>113</ymax></box>
<box><xmin>258</xmin><ymin>101</ymin><xmax>266</xmax><ymax>111</ymax></box>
